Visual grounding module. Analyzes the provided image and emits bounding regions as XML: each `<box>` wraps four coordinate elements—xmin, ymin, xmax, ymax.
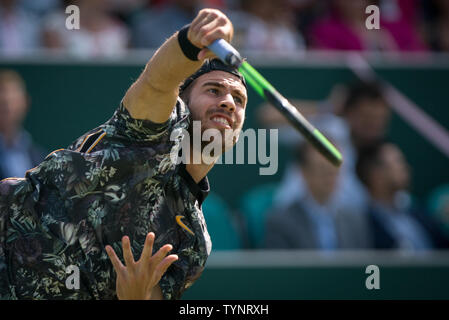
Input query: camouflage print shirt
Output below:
<box><xmin>0</xmin><ymin>98</ymin><xmax>212</xmax><ymax>300</ymax></box>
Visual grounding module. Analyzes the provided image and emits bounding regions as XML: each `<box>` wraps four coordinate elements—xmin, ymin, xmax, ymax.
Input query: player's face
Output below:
<box><xmin>187</xmin><ymin>71</ymin><xmax>247</xmax><ymax>150</ymax></box>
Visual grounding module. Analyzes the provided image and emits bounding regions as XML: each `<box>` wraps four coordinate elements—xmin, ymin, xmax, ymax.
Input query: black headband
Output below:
<box><xmin>179</xmin><ymin>58</ymin><xmax>247</xmax><ymax>95</ymax></box>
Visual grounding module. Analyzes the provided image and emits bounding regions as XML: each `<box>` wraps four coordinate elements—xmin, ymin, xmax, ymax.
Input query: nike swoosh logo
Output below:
<box><xmin>176</xmin><ymin>215</ymin><xmax>194</xmax><ymax>235</ymax></box>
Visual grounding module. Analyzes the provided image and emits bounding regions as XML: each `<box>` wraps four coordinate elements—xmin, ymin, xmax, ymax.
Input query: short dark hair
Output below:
<box><xmin>355</xmin><ymin>140</ymin><xmax>388</xmax><ymax>187</ymax></box>
<box><xmin>179</xmin><ymin>58</ymin><xmax>247</xmax><ymax>101</ymax></box>
<box><xmin>342</xmin><ymin>81</ymin><xmax>386</xmax><ymax>114</ymax></box>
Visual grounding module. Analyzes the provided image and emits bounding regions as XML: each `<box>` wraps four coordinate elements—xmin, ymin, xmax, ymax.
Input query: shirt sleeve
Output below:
<box><xmin>66</xmin><ymin>98</ymin><xmax>190</xmax><ymax>182</ymax></box>
<box><xmin>68</xmin><ymin>98</ymin><xmax>189</xmax><ymax>153</ymax></box>
<box><xmin>105</xmin><ymin>99</ymin><xmax>188</xmax><ymax>143</ymax></box>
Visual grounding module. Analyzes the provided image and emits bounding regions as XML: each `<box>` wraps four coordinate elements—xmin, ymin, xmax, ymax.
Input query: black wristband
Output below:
<box><xmin>178</xmin><ymin>24</ymin><xmax>202</xmax><ymax>61</ymax></box>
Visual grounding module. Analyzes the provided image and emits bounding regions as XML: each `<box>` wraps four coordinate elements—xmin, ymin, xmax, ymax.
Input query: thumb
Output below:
<box><xmin>197</xmin><ymin>48</ymin><xmax>217</xmax><ymax>61</ymax></box>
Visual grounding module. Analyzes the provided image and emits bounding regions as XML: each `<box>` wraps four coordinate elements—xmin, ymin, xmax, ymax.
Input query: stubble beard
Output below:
<box><xmin>188</xmin><ymin>113</ymin><xmax>241</xmax><ymax>159</ymax></box>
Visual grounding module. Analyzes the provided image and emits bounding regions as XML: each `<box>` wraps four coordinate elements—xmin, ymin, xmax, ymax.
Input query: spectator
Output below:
<box><xmin>336</xmin><ymin>81</ymin><xmax>391</xmax><ymax>215</ymax></box>
<box><xmin>379</xmin><ymin>0</ymin><xmax>428</xmax><ymax>51</ymax></box>
<box><xmin>340</xmin><ymin>81</ymin><xmax>391</xmax><ymax>152</ymax></box>
<box><xmin>270</xmin><ymin>110</ymin><xmax>369</xmax><ymax>215</ymax></box>
<box><xmin>288</xmin><ymin>0</ymin><xmax>324</xmax><ymax>33</ymax></box>
<box><xmin>356</xmin><ymin>141</ymin><xmax>449</xmax><ymax>250</ymax></box>
<box><xmin>234</xmin><ymin>0</ymin><xmax>305</xmax><ymax>53</ymax></box>
<box><xmin>107</xmin><ymin>0</ymin><xmax>147</xmax><ymax>25</ymax></box>
<box><xmin>265</xmin><ymin>138</ymin><xmax>371</xmax><ymax>250</ymax></box>
<box><xmin>131</xmin><ymin>0</ymin><xmax>201</xmax><ymax>49</ymax></box>
<box><xmin>42</xmin><ymin>0</ymin><xmax>129</xmax><ymax>57</ymax></box>
<box><xmin>308</xmin><ymin>0</ymin><xmax>426</xmax><ymax>51</ymax></box>
<box><xmin>0</xmin><ymin>70</ymin><xmax>46</xmax><ymax>180</ymax></box>
<box><xmin>265</xmin><ymin>81</ymin><xmax>391</xmax><ymax>217</ymax></box>
<box><xmin>423</xmin><ymin>0</ymin><xmax>449</xmax><ymax>51</ymax></box>
<box><xmin>19</xmin><ymin>0</ymin><xmax>60</xmax><ymax>17</ymax></box>
<box><xmin>0</xmin><ymin>0</ymin><xmax>41</xmax><ymax>56</ymax></box>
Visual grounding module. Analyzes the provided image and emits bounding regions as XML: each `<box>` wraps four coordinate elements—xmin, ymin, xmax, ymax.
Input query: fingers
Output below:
<box><xmin>139</xmin><ymin>232</ymin><xmax>155</xmax><ymax>263</ymax></box>
<box><xmin>188</xmin><ymin>12</ymin><xmax>209</xmax><ymax>47</ymax></box>
<box><xmin>111</xmin><ymin>234</ymin><xmax>177</xmax><ymax>276</ymax></box>
<box><xmin>105</xmin><ymin>245</ymin><xmax>124</xmax><ymax>274</ymax></box>
<box><xmin>190</xmin><ymin>11</ymin><xmax>215</xmax><ymax>36</ymax></box>
<box><xmin>197</xmin><ymin>48</ymin><xmax>216</xmax><ymax>61</ymax></box>
<box><xmin>155</xmin><ymin>254</ymin><xmax>179</xmax><ymax>279</ymax></box>
<box><xmin>190</xmin><ymin>9</ymin><xmax>219</xmax><ymax>35</ymax></box>
<box><xmin>196</xmin><ymin>19</ymin><xmax>223</xmax><ymax>47</ymax></box>
<box><xmin>189</xmin><ymin>9</ymin><xmax>232</xmax><ymax>49</ymax></box>
<box><xmin>122</xmin><ymin>236</ymin><xmax>135</xmax><ymax>267</ymax></box>
<box><xmin>201</xmin><ymin>23</ymin><xmax>231</xmax><ymax>47</ymax></box>
<box><xmin>152</xmin><ymin>244</ymin><xmax>174</xmax><ymax>264</ymax></box>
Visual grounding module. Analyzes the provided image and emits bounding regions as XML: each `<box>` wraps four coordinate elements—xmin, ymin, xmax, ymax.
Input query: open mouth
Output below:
<box><xmin>210</xmin><ymin>115</ymin><xmax>232</xmax><ymax>129</ymax></box>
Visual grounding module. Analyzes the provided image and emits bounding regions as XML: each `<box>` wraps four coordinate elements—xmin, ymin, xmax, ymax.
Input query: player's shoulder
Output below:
<box><xmin>108</xmin><ymin>97</ymin><xmax>190</xmax><ymax>142</ymax></box>
<box><xmin>67</xmin><ymin>127</ymin><xmax>107</xmax><ymax>152</ymax></box>
<box><xmin>64</xmin><ymin>97</ymin><xmax>190</xmax><ymax>159</ymax></box>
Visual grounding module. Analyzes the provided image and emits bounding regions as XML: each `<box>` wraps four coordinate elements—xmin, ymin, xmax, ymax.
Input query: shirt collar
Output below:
<box><xmin>178</xmin><ymin>163</ymin><xmax>210</xmax><ymax>207</ymax></box>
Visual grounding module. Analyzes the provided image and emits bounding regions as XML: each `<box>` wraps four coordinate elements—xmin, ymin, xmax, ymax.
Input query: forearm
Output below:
<box><xmin>122</xmin><ymin>9</ymin><xmax>233</xmax><ymax>124</ymax></box>
<box><xmin>123</xmin><ymin>33</ymin><xmax>202</xmax><ymax>123</ymax></box>
<box><xmin>145</xmin><ymin>33</ymin><xmax>203</xmax><ymax>94</ymax></box>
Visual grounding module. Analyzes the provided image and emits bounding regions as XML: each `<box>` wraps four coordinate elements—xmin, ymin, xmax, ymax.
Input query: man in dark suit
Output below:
<box><xmin>356</xmin><ymin>141</ymin><xmax>449</xmax><ymax>250</ymax></box>
<box><xmin>265</xmin><ymin>140</ymin><xmax>371</xmax><ymax>250</ymax></box>
<box><xmin>0</xmin><ymin>69</ymin><xmax>46</xmax><ymax>180</ymax></box>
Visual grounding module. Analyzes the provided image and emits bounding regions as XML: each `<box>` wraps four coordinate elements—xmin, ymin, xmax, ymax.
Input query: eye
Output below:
<box><xmin>207</xmin><ymin>88</ymin><xmax>219</xmax><ymax>95</ymax></box>
<box><xmin>233</xmin><ymin>95</ymin><xmax>243</xmax><ymax>105</ymax></box>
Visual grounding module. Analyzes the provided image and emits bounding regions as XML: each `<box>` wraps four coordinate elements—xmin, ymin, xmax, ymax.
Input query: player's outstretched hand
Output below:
<box><xmin>188</xmin><ymin>8</ymin><xmax>234</xmax><ymax>61</ymax></box>
<box><xmin>105</xmin><ymin>232</ymin><xmax>178</xmax><ymax>300</ymax></box>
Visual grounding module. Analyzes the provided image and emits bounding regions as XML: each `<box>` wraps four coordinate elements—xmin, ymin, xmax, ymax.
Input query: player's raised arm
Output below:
<box><xmin>122</xmin><ymin>8</ymin><xmax>234</xmax><ymax>123</ymax></box>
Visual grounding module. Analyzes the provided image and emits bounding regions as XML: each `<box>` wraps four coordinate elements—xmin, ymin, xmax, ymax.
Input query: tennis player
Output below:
<box><xmin>0</xmin><ymin>8</ymin><xmax>247</xmax><ymax>300</ymax></box>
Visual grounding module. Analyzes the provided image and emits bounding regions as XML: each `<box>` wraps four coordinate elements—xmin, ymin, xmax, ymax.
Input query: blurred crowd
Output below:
<box><xmin>2</xmin><ymin>69</ymin><xmax>448</xmax><ymax>253</ymax></box>
<box><xmin>205</xmin><ymin>79</ymin><xmax>449</xmax><ymax>252</ymax></box>
<box><xmin>0</xmin><ymin>0</ymin><xmax>449</xmax><ymax>57</ymax></box>
<box><xmin>1</xmin><ymin>0</ymin><xmax>449</xmax><ymax>253</ymax></box>
<box><xmin>259</xmin><ymin>81</ymin><xmax>449</xmax><ymax>251</ymax></box>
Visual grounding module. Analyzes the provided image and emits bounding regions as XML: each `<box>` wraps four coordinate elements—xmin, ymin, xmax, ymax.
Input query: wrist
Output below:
<box><xmin>177</xmin><ymin>24</ymin><xmax>202</xmax><ymax>61</ymax></box>
<box><xmin>150</xmin><ymin>285</ymin><xmax>164</xmax><ymax>300</ymax></box>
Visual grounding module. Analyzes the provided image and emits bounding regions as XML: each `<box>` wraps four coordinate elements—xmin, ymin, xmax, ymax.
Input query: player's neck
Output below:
<box><xmin>184</xmin><ymin>146</ymin><xmax>219</xmax><ymax>183</ymax></box>
<box><xmin>185</xmin><ymin>162</ymin><xmax>214</xmax><ymax>184</ymax></box>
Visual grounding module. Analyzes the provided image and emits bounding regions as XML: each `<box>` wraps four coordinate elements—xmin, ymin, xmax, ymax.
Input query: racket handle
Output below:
<box><xmin>208</xmin><ymin>39</ymin><xmax>243</xmax><ymax>68</ymax></box>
